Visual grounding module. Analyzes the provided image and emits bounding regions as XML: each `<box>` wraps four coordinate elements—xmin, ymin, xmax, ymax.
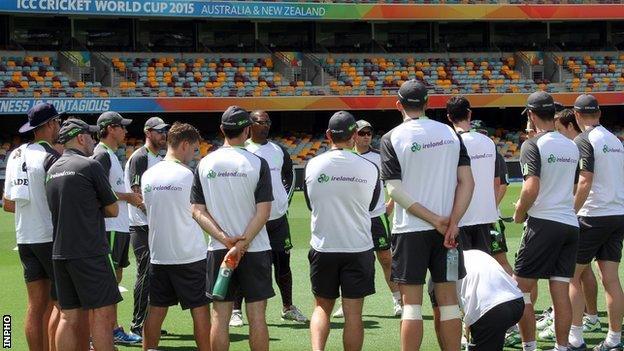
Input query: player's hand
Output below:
<box><xmin>138</xmin><ymin>203</ymin><xmax>146</xmax><ymax>214</ymax></box>
<box><xmin>127</xmin><ymin>193</ymin><xmax>143</xmax><ymax>207</ymax></box>
<box><xmin>513</xmin><ymin>211</ymin><xmax>527</xmax><ymax>224</ymax></box>
<box><xmin>223</xmin><ymin>235</ymin><xmax>245</xmax><ymax>250</ymax></box>
<box><xmin>433</xmin><ymin>216</ymin><xmax>449</xmax><ymax>236</ymax></box>
<box><xmin>225</xmin><ymin>246</ymin><xmax>243</xmax><ymax>269</ymax></box>
<box><xmin>443</xmin><ymin>223</ymin><xmax>459</xmax><ymax>249</ymax></box>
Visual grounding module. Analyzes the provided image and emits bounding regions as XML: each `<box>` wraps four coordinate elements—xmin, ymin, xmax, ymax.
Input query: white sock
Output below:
<box><xmin>522</xmin><ymin>341</ymin><xmax>537</xmax><ymax>351</ymax></box>
<box><xmin>507</xmin><ymin>324</ymin><xmax>519</xmax><ymax>333</ymax></box>
<box><xmin>554</xmin><ymin>343</ymin><xmax>568</xmax><ymax>351</ymax></box>
<box><xmin>585</xmin><ymin>313</ymin><xmax>599</xmax><ymax>323</ymax></box>
<box><xmin>569</xmin><ymin>324</ymin><xmax>584</xmax><ymax>348</ymax></box>
<box><xmin>605</xmin><ymin>329</ymin><xmax>622</xmax><ymax>347</ymax></box>
<box><xmin>392</xmin><ymin>291</ymin><xmax>401</xmax><ymax>304</ymax></box>
<box><xmin>233</xmin><ymin>309</ymin><xmax>241</xmax><ymax>313</ymax></box>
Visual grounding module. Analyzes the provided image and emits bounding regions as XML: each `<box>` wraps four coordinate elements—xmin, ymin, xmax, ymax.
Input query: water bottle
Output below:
<box><xmin>212</xmin><ymin>253</ymin><xmax>238</xmax><ymax>300</ymax></box>
<box><xmin>446</xmin><ymin>248</ymin><xmax>459</xmax><ymax>281</ymax></box>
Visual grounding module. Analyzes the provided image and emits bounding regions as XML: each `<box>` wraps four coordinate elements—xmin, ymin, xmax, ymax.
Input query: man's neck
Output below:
<box><xmin>145</xmin><ymin>140</ymin><xmax>159</xmax><ymax>155</ymax></box>
<box><xmin>403</xmin><ymin>112</ymin><xmax>426</xmax><ymax>121</ymax></box>
<box><xmin>534</xmin><ymin>120</ymin><xmax>555</xmax><ymax>133</ymax></box>
<box><xmin>164</xmin><ymin>149</ymin><xmax>184</xmax><ymax>164</ymax></box>
<box><xmin>332</xmin><ymin>143</ymin><xmax>352</xmax><ymax>150</ymax></box>
<box><xmin>224</xmin><ymin>138</ymin><xmax>245</xmax><ymax>148</ymax></box>
<box><xmin>250</xmin><ymin>137</ymin><xmax>268</xmax><ymax>145</ymax></box>
<box><xmin>581</xmin><ymin>118</ymin><xmax>601</xmax><ymax>130</ymax></box>
<box><xmin>453</xmin><ymin>121</ymin><xmax>471</xmax><ymax>133</ymax></box>
<box><xmin>355</xmin><ymin>144</ymin><xmax>370</xmax><ymax>154</ymax></box>
<box><xmin>33</xmin><ymin>131</ymin><xmax>53</xmax><ymax>145</ymax></box>
<box><xmin>100</xmin><ymin>138</ymin><xmax>118</xmax><ymax>151</ymax></box>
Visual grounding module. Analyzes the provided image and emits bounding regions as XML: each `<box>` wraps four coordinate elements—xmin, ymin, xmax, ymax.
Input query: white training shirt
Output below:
<box><xmin>380</xmin><ymin>118</ymin><xmax>471</xmax><ymax>233</ymax></box>
<box><xmin>575</xmin><ymin>125</ymin><xmax>624</xmax><ymax>217</ymax></box>
<box><xmin>191</xmin><ymin>146</ymin><xmax>273</xmax><ymax>253</ymax></box>
<box><xmin>458</xmin><ymin>250</ymin><xmax>523</xmax><ymax>326</ymax></box>
<box><xmin>4</xmin><ymin>142</ymin><xmax>58</xmax><ymax>244</ymax></box>
<box><xmin>93</xmin><ymin>143</ymin><xmax>129</xmax><ymax>233</ymax></box>
<box><xmin>142</xmin><ymin>160</ymin><xmax>207</xmax><ymax>265</ymax></box>
<box><xmin>304</xmin><ymin>149</ymin><xmax>380</xmax><ymax>253</ymax></box>
<box><xmin>124</xmin><ymin>146</ymin><xmax>162</xmax><ymax>226</ymax></box>
<box><xmin>245</xmin><ymin>140</ymin><xmax>292</xmax><ymax>220</ymax></box>
<box><xmin>520</xmin><ymin>131</ymin><xmax>580</xmax><ymax>227</ymax></box>
<box><xmin>458</xmin><ymin>131</ymin><xmax>498</xmax><ymax>226</ymax></box>
<box><xmin>359</xmin><ymin>149</ymin><xmax>387</xmax><ymax>218</ymax></box>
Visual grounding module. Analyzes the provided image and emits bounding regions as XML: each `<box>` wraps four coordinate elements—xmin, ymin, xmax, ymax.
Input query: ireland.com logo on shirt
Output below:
<box><xmin>603</xmin><ymin>144</ymin><xmax>623</xmax><ymax>154</ymax></box>
<box><xmin>411</xmin><ymin>139</ymin><xmax>455</xmax><ymax>152</ymax></box>
<box><xmin>317</xmin><ymin>173</ymin><xmax>368</xmax><ymax>184</ymax></box>
<box><xmin>207</xmin><ymin>169</ymin><xmax>248</xmax><ymax>179</ymax></box>
<box><xmin>547</xmin><ymin>154</ymin><xmax>578</xmax><ymax>164</ymax></box>
<box><xmin>143</xmin><ymin>184</ymin><xmax>182</xmax><ymax>192</ymax></box>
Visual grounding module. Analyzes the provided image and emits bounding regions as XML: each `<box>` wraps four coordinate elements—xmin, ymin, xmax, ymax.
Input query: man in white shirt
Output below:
<box><xmin>430</xmin><ymin>250</ymin><xmax>524</xmax><ymax>350</ymax></box>
<box><xmin>3</xmin><ymin>102</ymin><xmax>61</xmax><ymax>351</ymax></box>
<box><xmin>513</xmin><ymin>91</ymin><xmax>580</xmax><ymax>351</ymax></box>
<box><xmin>228</xmin><ymin>110</ymin><xmax>307</xmax><ymax>327</ymax></box>
<box><xmin>141</xmin><ymin>122</ymin><xmax>210</xmax><ymax>351</ymax></box>
<box><xmin>191</xmin><ymin>106</ymin><xmax>274</xmax><ymax>351</ymax></box>
<box><xmin>446</xmin><ymin>96</ymin><xmax>500</xmax><ymax>255</ymax></box>
<box><xmin>380</xmin><ymin>80</ymin><xmax>474</xmax><ymax>351</ymax></box>
<box><xmin>92</xmin><ymin>111</ymin><xmax>143</xmax><ymax>344</ymax></box>
<box><xmin>351</xmin><ymin>119</ymin><xmax>402</xmax><ymax>317</ymax></box>
<box><xmin>125</xmin><ymin>116</ymin><xmax>169</xmax><ymax>336</ymax></box>
<box><xmin>304</xmin><ymin>111</ymin><xmax>380</xmax><ymax>351</ymax></box>
<box><xmin>569</xmin><ymin>94</ymin><xmax>624</xmax><ymax>351</ymax></box>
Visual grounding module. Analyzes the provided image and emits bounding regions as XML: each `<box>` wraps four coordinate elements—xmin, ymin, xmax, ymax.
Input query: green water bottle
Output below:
<box><xmin>212</xmin><ymin>252</ymin><xmax>238</xmax><ymax>300</ymax></box>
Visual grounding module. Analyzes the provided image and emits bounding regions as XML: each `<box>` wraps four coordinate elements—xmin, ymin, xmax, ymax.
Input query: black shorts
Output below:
<box><xmin>576</xmin><ymin>215</ymin><xmax>624</xmax><ymax>264</ymax></box>
<box><xmin>308</xmin><ymin>249</ymin><xmax>375</xmax><ymax>300</ymax></box>
<box><xmin>149</xmin><ymin>260</ymin><xmax>209</xmax><ymax>310</ymax></box>
<box><xmin>53</xmin><ymin>255</ymin><xmax>123</xmax><ymax>310</ymax></box>
<box><xmin>18</xmin><ymin>242</ymin><xmax>57</xmax><ymax>300</ymax></box>
<box><xmin>391</xmin><ymin>230</ymin><xmax>467</xmax><ymax>285</ymax></box>
<box><xmin>490</xmin><ymin>220</ymin><xmax>509</xmax><ymax>255</ymax></box>
<box><xmin>514</xmin><ymin>217</ymin><xmax>579</xmax><ymax>279</ymax></box>
<box><xmin>371</xmin><ymin>214</ymin><xmax>391</xmax><ymax>251</ymax></box>
<box><xmin>106</xmin><ymin>231</ymin><xmax>131</xmax><ymax>269</ymax></box>
<box><xmin>266</xmin><ymin>215</ymin><xmax>293</xmax><ymax>251</ymax></box>
<box><xmin>206</xmin><ymin>250</ymin><xmax>275</xmax><ymax>303</ymax></box>
<box><xmin>458</xmin><ymin>224</ymin><xmax>492</xmax><ymax>254</ymax></box>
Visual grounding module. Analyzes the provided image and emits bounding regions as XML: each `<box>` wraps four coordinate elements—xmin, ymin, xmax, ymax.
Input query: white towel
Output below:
<box><xmin>6</xmin><ymin>145</ymin><xmax>30</xmax><ymax>203</ymax></box>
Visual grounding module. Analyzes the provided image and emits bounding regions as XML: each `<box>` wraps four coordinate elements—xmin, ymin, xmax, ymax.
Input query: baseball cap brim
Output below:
<box><xmin>120</xmin><ymin>118</ymin><xmax>132</xmax><ymax>126</ymax></box>
<box><xmin>145</xmin><ymin>123</ymin><xmax>169</xmax><ymax>131</ymax></box>
<box><xmin>18</xmin><ymin>111</ymin><xmax>64</xmax><ymax>134</ymax></box>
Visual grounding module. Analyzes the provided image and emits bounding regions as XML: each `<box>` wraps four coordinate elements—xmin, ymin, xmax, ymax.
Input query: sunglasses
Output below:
<box><xmin>150</xmin><ymin>129</ymin><xmax>168</xmax><ymax>134</ymax></box>
<box><xmin>357</xmin><ymin>131</ymin><xmax>372</xmax><ymax>136</ymax></box>
<box><xmin>253</xmin><ymin>120</ymin><xmax>272</xmax><ymax>126</ymax></box>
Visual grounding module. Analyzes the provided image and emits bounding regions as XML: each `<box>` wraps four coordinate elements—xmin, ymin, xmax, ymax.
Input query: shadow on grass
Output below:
<box><xmin>364</xmin><ymin>314</ymin><xmax>433</xmax><ymax>321</ymax></box>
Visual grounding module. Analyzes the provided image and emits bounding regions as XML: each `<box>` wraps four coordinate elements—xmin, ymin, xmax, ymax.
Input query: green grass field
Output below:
<box><xmin>1</xmin><ymin>183</ymin><xmax>622</xmax><ymax>350</ymax></box>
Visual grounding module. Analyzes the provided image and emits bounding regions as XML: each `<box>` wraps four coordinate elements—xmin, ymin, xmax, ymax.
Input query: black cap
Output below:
<box><xmin>19</xmin><ymin>103</ymin><xmax>64</xmax><ymax>134</ymax></box>
<box><xmin>522</xmin><ymin>91</ymin><xmax>555</xmax><ymax>115</ymax></box>
<box><xmin>97</xmin><ymin>111</ymin><xmax>132</xmax><ymax>130</ymax></box>
<box><xmin>57</xmin><ymin>119</ymin><xmax>99</xmax><ymax>144</ymax></box>
<box><xmin>554</xmin><ymin>102</ymin><xmax>565</xmax><ymax>112</ymax></box>
<box><xmin>355</xmin><ymin>120</ymin><xmax>373</xmax><ymax>132</ymax></box>
<box><xmin>398</xmin><ymin>80</ymin><xmax>428</xmax><ymax>107</ymax></box>
<box><xmin>573</xmin><ymin>94</ymin><xmax>600</xmax><ymax>113</ymax></box>
<box><xmin>328</xmin><ymin>111</ymin><xmax>357</xmax><ymax>139</ymax></box>
<box><xmin>144</xmin><ymin>116</ymin><xmax>169</xmax><ymax>131</ymax></box>
<box><xmin>221</xmin><ymin>106</ymin><xmax>252</xmax><ymax>130</ymax></box>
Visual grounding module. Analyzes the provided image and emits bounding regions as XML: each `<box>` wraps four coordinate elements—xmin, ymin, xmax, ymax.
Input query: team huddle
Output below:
<box><xmin>3</xmin><ymin>79</ymin><xmax>624</xmax><ymax>351</ymax></box>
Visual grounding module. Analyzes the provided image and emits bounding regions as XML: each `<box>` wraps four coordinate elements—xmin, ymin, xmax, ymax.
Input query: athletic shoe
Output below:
<box><xmin>592</xmin><ymin>341</ymin><xmax>624</xmax><ymax>351</ymax></box>
<box><xmin>537</xmin><ymin>312</ymin><xmax>554</xmax><ymax>331</ymax></box>
<box><xmin>569</xmin><ymin>343</ymin><xmax>588</xmax><ymax>351</ymax></box>
<box><xmin>504</xmin><ymin>330</ymin><xmax>522</xmax><ymax>347</ymax></box>
<box><xmin>229</xmin><ymin>310</ymin><xmax>244</xmax><ymax>327</ymax></box>
<box><xmin>538</xmin><ymin>324</ymin><xmax>556</xmax><ymax>341</ymax></box>
<box><xmin>113</xmin><ymin>327</ymin><xmax>142</xmax><ymax>344</ymax></box>
<box><xmin>393</xmin><ymin>302</ymin><xmax>403</xmax><ymax>317</ymax></box>
<box><xmin>583</xmin><ymin>316</ymin><xmax>602</xmax><ymax>332</ymax></box>
<box><xmin>130</xmin><ymin>327</ymin><xmax>168</xmax><ymax>337</ymax></box>
<box><xmin>333</xmin><ymin>306</ymin><xmax>344</xmax><ymax>318</ymax></box>
<box><xmin>282</xmin><ymin>306</ymin><xmax>309</xmax><ymax>323</ymax></box>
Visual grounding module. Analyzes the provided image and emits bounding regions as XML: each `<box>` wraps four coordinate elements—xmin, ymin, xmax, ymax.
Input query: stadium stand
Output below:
<box><xmin>0</xmin><ymin>54</ymin><xmax>108</xmax><ymax>98</ymax></box>
<box><xmin>561</xmin><ymin>53</ymin><xmax>624</xmax><ymax>93</ymax></box>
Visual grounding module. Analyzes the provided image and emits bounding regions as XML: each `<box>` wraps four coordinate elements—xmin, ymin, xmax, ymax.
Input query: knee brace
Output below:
<box><xmin>401</xmin><ymin>304</ymin><xmax>422</xmax><ymax>320</ymax></box>
<box><xmin>439</xmin><ymin>305</ymin><xmax>461</xmax><ymax>321</ymax></box>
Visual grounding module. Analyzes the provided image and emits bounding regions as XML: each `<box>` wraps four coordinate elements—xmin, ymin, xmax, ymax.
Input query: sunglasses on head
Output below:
<box><xmin>254</xmin><ymin>120</ymin><xmax>271</xmax><ymax>126</ymax></box>
<box><xmin>357</xmin><ymin>130</ymin><xmax>372</xmax><ymax>136</ymax></box>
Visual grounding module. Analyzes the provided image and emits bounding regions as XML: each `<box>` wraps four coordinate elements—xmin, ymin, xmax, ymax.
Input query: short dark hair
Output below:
<box><xmin>555</xmin><ymin>109</ymin><xmax>581</xmax><ymax>133</ymax></box>
<box><xmin>531</xmin><ymin>109</ymin><xmax>555</xmax><ymax>121</ymax></box>
<box><xmin>329</xmin><ymin>130</ymin><xmax>355</xmax><ymax>144</ymax></box>
<box><xmin>446</xmin><ymin>96</ymin><xmax>471</xmax><ymax>124</ymax></box>
<box><xmin>167</xmin><ymin>122</ymin><xmax>200</xmax><ymax>148</ymax></box>
<box><xmin>98</xmin><ymin>125</ymin><xmax>112</xmax><ymax>139</ymax></box>
<box><xmin>222</xmin><ymin>126</ymin><xmax>246</xmax><ymax>139</ymax></box>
